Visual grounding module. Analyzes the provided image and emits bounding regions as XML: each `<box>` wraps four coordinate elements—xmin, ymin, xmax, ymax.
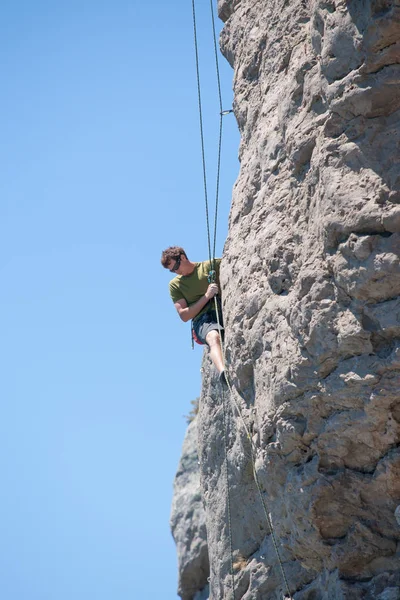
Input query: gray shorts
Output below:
<box><xmin>192</xmin><ymin>309</ymin><xmax>224</xmax><ymax>346</ymax></box>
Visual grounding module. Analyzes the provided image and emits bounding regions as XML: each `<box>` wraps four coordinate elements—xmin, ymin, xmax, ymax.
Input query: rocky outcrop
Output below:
<box><xmin>172</xmin><ymin>1</ymin><xmax>400</xmax><ymax>599</ymax></box>
<box><xmin>170</xmin><ymin>419</ymin><xmax>209</xmax><ymax>600</ymax></box>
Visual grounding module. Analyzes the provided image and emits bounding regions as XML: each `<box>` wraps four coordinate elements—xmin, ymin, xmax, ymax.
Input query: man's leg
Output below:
<box><xmin>205</xmin><ymin>330</ymin><xmax>224</xmax><ymax>373</ymax></box>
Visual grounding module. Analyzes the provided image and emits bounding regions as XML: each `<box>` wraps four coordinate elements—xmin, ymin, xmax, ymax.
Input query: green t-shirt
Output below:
<box><xmin>169</xmin><ymin>259</ymin><xmax>221</xmax><ymax>320</ymax></box>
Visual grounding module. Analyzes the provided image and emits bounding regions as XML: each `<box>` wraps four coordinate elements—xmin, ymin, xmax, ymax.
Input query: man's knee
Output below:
<box><xmin>206</xmin><ymin>329</ymin><xmax>220</xmax><ymax>347</ymax></box>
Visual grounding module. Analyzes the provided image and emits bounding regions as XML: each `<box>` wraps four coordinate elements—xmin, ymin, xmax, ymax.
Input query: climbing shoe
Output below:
<box><xmin>219</xmin><ymin>370</ymin><xmax>228</xmax><ymax>387</ymax></box>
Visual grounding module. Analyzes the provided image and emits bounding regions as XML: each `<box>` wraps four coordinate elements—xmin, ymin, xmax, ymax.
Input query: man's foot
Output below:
<box><xmin>219</xmin><ymin>370</ymin><xmax>228</xmax><ymax>387</ymax></box>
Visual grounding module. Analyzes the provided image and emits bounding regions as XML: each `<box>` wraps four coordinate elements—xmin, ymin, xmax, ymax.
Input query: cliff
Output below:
<box><xmin>171</xmin><ymin>1</ymin><xmax>400</xmax><ymax>598</ymax></box>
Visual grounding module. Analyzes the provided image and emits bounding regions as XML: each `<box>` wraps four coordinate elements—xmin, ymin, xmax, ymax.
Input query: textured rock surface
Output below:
<box><xmin>170</xmin><ymin>419</ymin><xmax>209</xmax><ymax>600</ymax></box>
<box><xmin>172</xmin><ymin>1</ymin><xmax>400</xmax><ymax>598</ymax></box>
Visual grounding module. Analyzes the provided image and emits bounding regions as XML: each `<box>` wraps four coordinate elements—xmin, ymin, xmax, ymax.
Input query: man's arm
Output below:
<box><xmin>174</xmin><ymin>283</ymin><xmax>219</xmax><ymax>322</ymax></box>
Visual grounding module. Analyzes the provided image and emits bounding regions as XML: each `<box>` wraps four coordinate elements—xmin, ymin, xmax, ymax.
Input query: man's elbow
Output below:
<box><xmin>179</xmin><ymin>311</ymin><xmax>190</xmax><ymax>323</ymax></box>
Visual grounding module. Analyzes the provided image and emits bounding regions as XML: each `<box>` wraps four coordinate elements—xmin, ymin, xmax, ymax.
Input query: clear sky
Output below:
<box><xmin>1</xmin><ymin>1</ymin><xmax>239</xmax><ymax>599</ymax></box>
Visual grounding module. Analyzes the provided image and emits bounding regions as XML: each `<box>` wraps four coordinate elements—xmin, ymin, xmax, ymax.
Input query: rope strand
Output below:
<box><xmin>214</xmin><ymin>297</ymin><xmax>293</xmax><ymax>600</ymax></box>
<box><xmin>221</xmin><ymin>382</ymin><xmax>236</xmax><ymax>599</ymax></box>
<box><xmin>191</xmin><ymin>0</ymin><xmax>212</xmax><ymax>265</ymax></box>
<box><xmin>209</xmin><ymin>0</ymin><xmax>224</xmax><ymax>263</ymax></box>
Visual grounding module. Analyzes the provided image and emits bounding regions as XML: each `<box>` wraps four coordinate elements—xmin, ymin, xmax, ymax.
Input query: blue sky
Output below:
<box><xmin>1</xmin><ymin>1</ymin><xmax>239</xmax><ymax>598</ymax></box>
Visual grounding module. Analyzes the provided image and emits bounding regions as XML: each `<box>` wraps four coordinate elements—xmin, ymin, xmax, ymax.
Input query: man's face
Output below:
<box><xmin>168</xmin><ymin>255</ymin><xmax>182</xmax><ymax>274</ymax></box>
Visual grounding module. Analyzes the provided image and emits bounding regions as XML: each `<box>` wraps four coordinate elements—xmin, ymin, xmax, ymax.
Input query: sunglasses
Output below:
<box><xmin>169</xmin><ymin>256</ymin><xmax>181</xmax><ymax>273</ymax></box>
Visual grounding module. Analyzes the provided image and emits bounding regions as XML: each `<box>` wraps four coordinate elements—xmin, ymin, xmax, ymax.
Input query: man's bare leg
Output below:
<box><xmin>205</xmin><ymin>330</ymin><xmax>224</xmax><ymax>374</ymax></box>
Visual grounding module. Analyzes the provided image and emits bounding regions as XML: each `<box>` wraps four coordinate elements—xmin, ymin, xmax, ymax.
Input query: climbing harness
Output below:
<box><xmin>191</xmin><ymin>1</ymin><xmax>293</xmax><ymax>598</ymax></box>
<box><xmin>191</xmin><ymin>323</ymin><xmax>203</xmax><ymax>348</ymax></box>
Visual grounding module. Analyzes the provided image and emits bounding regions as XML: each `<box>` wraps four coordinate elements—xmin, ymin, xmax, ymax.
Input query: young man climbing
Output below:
<box><xmin>161</xmin><ymin>246</ymin><xmax>226</xmax><ymax>384</ymax></box>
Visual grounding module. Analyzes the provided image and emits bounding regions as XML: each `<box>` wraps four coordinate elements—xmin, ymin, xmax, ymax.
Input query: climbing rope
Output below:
<box><xmin>221</xmin><ymin>382</ymin><xmax>236</xmax><ymax>599</ymax></box>
<box><xmin>191</xmin><ymin>1</ymin><xmax>236</xmax><ymax>594</ymax></box>
<box><xmin>191</xmin><ymin>1</ymin><xmax>292</xmax><ymax>598</ymax></box>
<box><xmin>208</xmin><ymin>0</ymin><xmax>224</xmax><ymax>263</ymax></box>
<box><xmin>191</xmin><ymin>0</ymin><xmax>213</xmax><ymax>268</ymax></box>
<box><xmin>214</xmin><ymin>297</ymin><xmax>293</xmax><ymax>600</ymax></box>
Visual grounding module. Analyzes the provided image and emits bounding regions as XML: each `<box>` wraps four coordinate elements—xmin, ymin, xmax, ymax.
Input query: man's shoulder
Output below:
<box><xmin>169</xmin><ymin>276</ymin><xmax>181</xmax><ymax>292</ymax></box>
<box><xmin>199</xmin><ymin>258</ymin><xmax>221</xmax><ymax>269</ymax></box>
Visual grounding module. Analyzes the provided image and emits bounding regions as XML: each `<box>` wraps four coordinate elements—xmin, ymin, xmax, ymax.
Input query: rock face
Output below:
<box><xmin>171</xmin><ymin>1</ymin><xmax>400</xmax><ymax>599</ymax></box>
<box><xmin>170</xmin><ymin>419</ymin><xmax>209</xmax><ymax>600</ymax></box>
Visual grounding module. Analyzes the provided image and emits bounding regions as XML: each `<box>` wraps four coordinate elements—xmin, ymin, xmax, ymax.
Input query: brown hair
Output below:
<box><xmin>161</xmin><ymin>246</ymin><xmax>188</xmax><ymax>268</ymax></box>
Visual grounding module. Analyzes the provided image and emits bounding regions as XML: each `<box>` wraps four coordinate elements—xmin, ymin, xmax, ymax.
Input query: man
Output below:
<box><xmin>161</xmin><ymin>246</ymin><xmax>226</xmax><ymax>384</ymax></box>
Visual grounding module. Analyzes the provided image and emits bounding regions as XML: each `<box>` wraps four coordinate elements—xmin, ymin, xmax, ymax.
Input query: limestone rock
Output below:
<box><xmin>172</xmin><ymin>1</ymin><xmax>400</xmax><ymax>598</ymax></box>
